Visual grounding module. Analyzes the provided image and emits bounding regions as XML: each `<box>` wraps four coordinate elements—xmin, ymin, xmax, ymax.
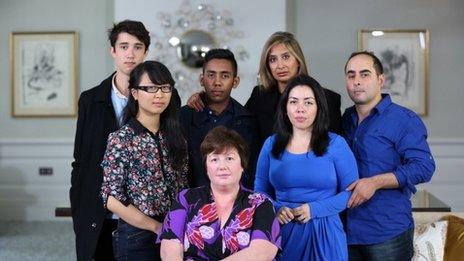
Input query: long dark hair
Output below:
<box><xmin>272</xmin><ymin>74</ymin><xmax>329</xmax><ymax>158</ymax></box>
<box><xmin>123</xmin><ymin>61</ymin><xmax>186</xmax><ymax>170</ymax></box>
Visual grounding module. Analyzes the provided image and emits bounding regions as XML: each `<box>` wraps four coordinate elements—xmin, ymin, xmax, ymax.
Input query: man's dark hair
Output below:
<box><xmin>344</xmin><ymin>51</ymin><xmax>384</xmax><ymax>75</ymax></box>
<box><xmin>203</xmin><ymin>49</ymin><xmax>238</xmax><ymax>76</ymax></box>
<box><xmin>108</xmin><ymin>20</ymin><xmax>150</xmax><ymax>52</ymax></box>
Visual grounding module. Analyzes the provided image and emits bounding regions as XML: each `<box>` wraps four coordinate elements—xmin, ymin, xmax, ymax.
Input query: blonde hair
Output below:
<box><xmin>258</xmin><ymin>31</ymin><xmax>309</xmax><ymax>91</ymax></box>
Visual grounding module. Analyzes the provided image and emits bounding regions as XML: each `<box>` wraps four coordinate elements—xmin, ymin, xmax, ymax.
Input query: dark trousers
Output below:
<box><xmin>348</xmin><ymin>228</ymin><xmax>414</xmax><ymax>261</ymax></box>
<box><xmin>94</xmin><ymin>218</ymin><xmax>118</xmax><ymax>261</ymax></box>
<box><xmin>113</xmin><ymin>219</ymin><xmax>161</xmax><ymax>261</ymax></box>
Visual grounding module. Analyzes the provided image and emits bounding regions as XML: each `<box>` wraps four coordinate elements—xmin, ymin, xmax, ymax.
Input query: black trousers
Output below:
<box><xmin>94</xmin><ymin>218</ymin><xmax>118</xmax><ymax>261</ymax></box>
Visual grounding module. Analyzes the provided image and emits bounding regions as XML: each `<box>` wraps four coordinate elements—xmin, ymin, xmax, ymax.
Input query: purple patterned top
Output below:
<box><xmin>160</xmin><ymin>186</ymin><xmax>281</xmax><ymax>260</ymax></box>
<box><xmin>101</xmin><ymin>118</ymin><xmax>188</xmax><ymax>218</ymax></box>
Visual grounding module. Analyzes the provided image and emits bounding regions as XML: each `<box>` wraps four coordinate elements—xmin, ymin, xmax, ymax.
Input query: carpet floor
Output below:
<box><xmin>0</xmin><ymin>221</ymin><xmax>75</xmax><ymax>261</ymax></box>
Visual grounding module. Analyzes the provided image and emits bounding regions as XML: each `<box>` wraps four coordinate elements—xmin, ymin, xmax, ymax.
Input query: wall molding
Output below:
<box><xmin>0</xmin><ymin>137</ymin><xmax>463</xmax><ymax>220</ymax></box>
<box><xmin>0</xmin><ymin>138</ymin><xmax>73</xmax><ymax>221</ymax></box>
<box><xmin>428</xmin><ymin>138</ymin><xmax>464</xmax><ymax>158</ymax></box>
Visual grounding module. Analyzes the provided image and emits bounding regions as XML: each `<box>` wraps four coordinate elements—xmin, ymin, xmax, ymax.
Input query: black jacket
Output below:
<box><xmin>245</xmin><ymin>85</ymin><xmax>342</xmax><ymax>146</ymax></box>
<box><xmin>70</xmin><ymin>73</ymin><xmax>118</xmax><ymax>261</ymax></box>
<box><xmin>180</xmin><ymin>98</ymin><xmax>259</xmax><ymax>189</ymax></box>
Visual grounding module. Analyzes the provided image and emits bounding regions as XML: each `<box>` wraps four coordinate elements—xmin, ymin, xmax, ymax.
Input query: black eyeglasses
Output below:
<box><xmin>136</xmin><ymin>84</ymin><xmax>172</xmax><ymax>93</ymax></box>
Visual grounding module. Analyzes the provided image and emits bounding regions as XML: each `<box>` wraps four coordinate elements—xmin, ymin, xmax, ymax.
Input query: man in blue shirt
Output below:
<box><xmin>342</xmin><ymin>51</ymin><xmax>435</xmax><ymax>260</ymax></box>
<box><xmin>180</xmin><ymin>49</ymin><xmax>259</xmax><ymax>189</ymax></box>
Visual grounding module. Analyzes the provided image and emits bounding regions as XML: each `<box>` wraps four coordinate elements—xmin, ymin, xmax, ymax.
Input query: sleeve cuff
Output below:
<box><xmin>102</xmin><ymin>192</ymin><xmax>129</xmax><ymax>208</ymax></box>
<box><xmin>273</xmin><ymin>201</ymin><xmax>283</xmax><ymax>213</ymax></box>
<box><xmin>393</xmin><ymin>169</ymin><xmax>407</xmax><ymax>189</ymax></box>
<box><xmin>121</xmin><ymin>198</ymin><xmax>131</xmax><ymax>206</ymax></box>
<box><xmin>309</xmin><ymin>201</ymin><xmax>320</xmax><ymax>218</ymax></box>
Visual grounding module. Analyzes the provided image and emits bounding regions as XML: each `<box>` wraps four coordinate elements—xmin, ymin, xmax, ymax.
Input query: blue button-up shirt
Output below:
<box><xmin>342</xmin><ymin>94</ymin><xmax>435</xmax><ymax>245</ymax></box>
<box><xmin>110</xmin><ymin>74</ymin><xmax>128</xmax><ymax>127</ymax></box>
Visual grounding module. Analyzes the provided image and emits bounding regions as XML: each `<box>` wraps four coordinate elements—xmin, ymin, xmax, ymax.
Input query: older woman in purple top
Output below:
<box><xmin>160</xmin><ymin>126</ymin><xmax>280</xmax><ymax>260</ymax></box>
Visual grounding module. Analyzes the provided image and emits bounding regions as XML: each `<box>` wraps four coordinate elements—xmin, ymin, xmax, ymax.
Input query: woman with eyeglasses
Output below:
<box><xmin>101</xmin><ymin>61</ymin><xmax>188</xmax><ymax>261</ymax></box>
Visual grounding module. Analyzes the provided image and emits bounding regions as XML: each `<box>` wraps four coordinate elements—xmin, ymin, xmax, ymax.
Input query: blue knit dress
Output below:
<box><xmin>255</xmin><ymin>133</ymin><xmax>358</xmax><ymax>260</ymax></box>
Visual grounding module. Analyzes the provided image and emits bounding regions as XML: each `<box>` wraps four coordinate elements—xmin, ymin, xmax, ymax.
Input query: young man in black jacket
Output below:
<box><xmin>70</xmin><ymin>20</ymin><xmax>150</xmax><ymax>261</ymax></box>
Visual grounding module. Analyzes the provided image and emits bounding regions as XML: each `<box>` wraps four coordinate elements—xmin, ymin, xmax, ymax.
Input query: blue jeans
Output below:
<box><xmin>348</xmin><ymin>229</ymin><xmax>414</xmax><ymax>261</ymax></box>
<box><xmin>112</xmin><ymin>219</ymin><xmax>160</xmax><ymax>261</ymax></box>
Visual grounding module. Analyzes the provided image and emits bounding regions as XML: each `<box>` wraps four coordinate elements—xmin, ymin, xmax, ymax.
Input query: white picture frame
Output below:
<box><xmin>359</xmin><ymin>29</ymin><xmax>429</xmax><ymax>116</ymax></box>
<box><xmin>10</xmin><ymin>31</ymin><xmax>78</xmax><ymax>117</ymax></box>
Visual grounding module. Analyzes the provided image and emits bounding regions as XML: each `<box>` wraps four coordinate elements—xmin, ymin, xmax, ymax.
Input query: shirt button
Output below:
<box><xmin>91</xmin><ymin>222</ymin><xmax>97</xmax><ymax>229</ymax></box>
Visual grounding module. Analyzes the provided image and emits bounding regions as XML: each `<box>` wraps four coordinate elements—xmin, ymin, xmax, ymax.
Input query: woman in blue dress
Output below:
<box><xmin>254</xmin><ymin>74</ymin><xmax>358</xmax><ymax>260</ymax></box>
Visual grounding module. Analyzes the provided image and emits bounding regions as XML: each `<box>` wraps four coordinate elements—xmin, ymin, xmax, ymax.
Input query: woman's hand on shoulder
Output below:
<box><xmin>187</xmin><ymin>91</ymin><xmax>205</xmax><ymax>112</ymax></box>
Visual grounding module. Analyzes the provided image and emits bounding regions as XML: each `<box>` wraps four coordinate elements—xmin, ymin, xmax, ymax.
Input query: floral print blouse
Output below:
<box><xmin>101</xmin><ymin>118</ymin><xmax>188</xmax><ymax>218</ymax></box>
<box><xmin>160</xmin><ymin>186</ymin><xmax>281</xmax><ymax>260</ymax></box>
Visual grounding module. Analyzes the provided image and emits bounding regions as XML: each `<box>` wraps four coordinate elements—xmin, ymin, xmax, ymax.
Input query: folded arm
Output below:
<box><xmin>107</xmin><ymin>196</ymin><xmax>161</xmax><ymax>233</ymax></box>
<box><xmin>393</xmin><ymin>117</ymin><xmax>435</xmax><ymax>191</ymax></box>
<box><xmin>221</xmin><ymin>240</ymin><xmax>278</xmax><ymax>261</ymax></box>
<box><xmin>347</xmin><ymin>117</ymin><xmax>435</xmax><ymax>207</ymax></box>
<box><xmin>254</xmin><ymin>138</ymin><xmax>279</xmax><ymax>210</ymax></box>
<box><xmin>311</xmin><ymin>136</ymin><xmax>359</xmax><ymax>217</ymax></box>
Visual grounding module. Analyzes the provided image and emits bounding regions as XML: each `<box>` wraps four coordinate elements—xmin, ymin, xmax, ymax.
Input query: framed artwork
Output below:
<box><xmin>359</xmin><ymin>29</ymin><xmax>429</xmax><ymax>116</ymax></box>
<box><xmin>10</xmin><ymin>31</ymin><xmax>78</xmax><ymax>117</ymax></box>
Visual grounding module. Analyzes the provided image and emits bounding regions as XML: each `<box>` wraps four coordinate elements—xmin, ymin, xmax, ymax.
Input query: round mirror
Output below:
<box><xmin>177</xmin><ymin>30</ymin><xmax>216</xmax><ymax>68</ymax></box>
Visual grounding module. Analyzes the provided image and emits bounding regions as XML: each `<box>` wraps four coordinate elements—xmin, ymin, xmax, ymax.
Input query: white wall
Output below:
<box><xmin>293</xmin><ymin>0</ymin><xmax>464</xmax><ymax>211</ymax></box>
<box><xmin>0</xmin><ymin>0</ymin><xmax>114</xmax><ymax>139</ymax></box>
<box><xmin>0</xmin><ymin>138</ymin><xmax>73</xmax><ymax>221</ymax></box>
<box><xmin>294</xmin><ymin>0</ymin><xmax>464</xmax><ymax>138</ymax></box>
<box><xmin>417</xmin><ymin>138</ymin><xmax>464</xmax><ymax>212</ymax></box>
<box><xmin>1</xmin><ymin>0</ymin><xmax>463</xmax><ymax>220</ymax></box>
<box><xmin>0</xmin><ymin>0</ymin><xmax>114</xmax><ymax>220</ymax></box>
<box><xmin>114</xmin><ymin>0</ymin><xmax>287</xmax><ymax>104</ymax></box>
<box><xmin>0</xmin><ymin>0</ymin><xmax>287</xmax><ymax>221</ymax></box>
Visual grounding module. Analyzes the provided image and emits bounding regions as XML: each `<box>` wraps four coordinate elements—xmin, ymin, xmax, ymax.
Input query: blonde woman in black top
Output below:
<box><xmin>187</xmin><ymin>32</ymin><xmax>342</xmax><ymax>147</ymax></box>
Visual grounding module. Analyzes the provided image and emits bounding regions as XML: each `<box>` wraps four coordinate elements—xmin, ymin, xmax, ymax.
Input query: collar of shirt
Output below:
<box><xmin>112</xmin><ymin>74</ymin><xmax>129</xmax><ymax>100</ymax></box>
<box><xmin>347</xmin><ymin>93</ymin><xmax>392</xmax><ymax>124</ymax></box>
<box><xmin>204</xmin><ymin>184</ymin><xmax>252</xmax><ymax>207</ymax></box>
<box><xmin>111</xmin><ymin>74</ymin><xmax>129</xmax><ymax>127</ymax></box>
<box><xmin>205</xmin><ymin>99</ymin><xmax>234</xmax><ymax>118</ymax></box>
<box><xmin>192</xmin><ymin>99</ymin><xmax>236</xmax><ymax>126</ymax></box>
<box><xmin>127</xmin><ymin>117</ymin><xmax>160</xmax><ymax>137</ymax></box>
<box><xmin>375</xmin><ymin>94</ymin><xmax>392</xmax><ymax>115</ymax></box>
